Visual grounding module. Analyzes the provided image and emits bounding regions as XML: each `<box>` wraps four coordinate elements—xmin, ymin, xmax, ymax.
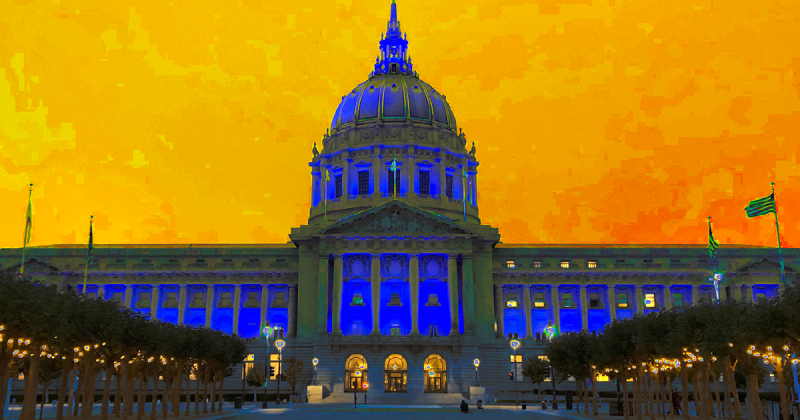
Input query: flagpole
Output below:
<box><xmin>19</xmin><ymin>183</ymin><xmax>32</xmax><ymax>280</ymax></box>
<box><xmin>708</xmin><ymin>216</ymin><xmax>720</xmax><ymax>302</ymax></box>
<box><xmin>462</xmin><ymin>170</ymin><xmax>467</xmax><ymax>222</ymax></box>
<box><xmin>82</xmin><ymin>215</ymin><xmax>93</xmax><ymax>295</ymax></box>
<box><xmin>324</xmin><ymin>170</ymin><xmax>328</xmax><ymax>222</ymax></box>
<box><xmin>393</xmin><ymin>155</ymin><xmax>397</xmax><ymax>199</ymax></box>
<box><xmin>771</xmin><ymin>182</ymin><xmax>787</xmax><ymax>290</ymax></box>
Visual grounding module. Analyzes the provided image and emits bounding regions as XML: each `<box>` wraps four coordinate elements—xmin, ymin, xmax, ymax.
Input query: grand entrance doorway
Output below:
<box><xmin>384</xmin><ymin>354</ymin><xmax>407</xmax><ymax>392</ymax></box>
<box><xmin>345</xmin><ymin>354</ymin><xmax>367</xmax><ymax>392</ymax></box>
<box><xmin>424</xmin><ymin>354</ymin><xmax>447</xmax><ymax>393</ymax></box>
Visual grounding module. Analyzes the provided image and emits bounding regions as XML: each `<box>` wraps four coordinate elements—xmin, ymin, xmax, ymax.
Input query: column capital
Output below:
<box><xmin>334</xmin><ymin>254</ymin><xmax>343</xmax><ymax>260</ymax></box>
<box><xmin>409</xmin><ymin>254</ymin><xmax>419</xmax><ymax>260</ymax></box>
<box><xmin>371</xmin><ymin>254</ymin><xmax>380</xmax><ymax>261</ymax></box>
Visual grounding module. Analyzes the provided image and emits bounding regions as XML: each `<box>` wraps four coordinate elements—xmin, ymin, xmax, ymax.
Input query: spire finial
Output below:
<box><xmin>373</xmin><ymin>0</ymin><xmax>412</xmax><ymax>76</ymax></box>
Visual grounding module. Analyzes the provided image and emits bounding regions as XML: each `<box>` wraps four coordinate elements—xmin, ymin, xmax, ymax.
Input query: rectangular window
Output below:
<box><xmin>673</xmin><ymin>293</ymin><xmax>683</xmax><ymax>307</ymax></box>
<box><xmin>351</xmin><ymin>294</ymin><xmax>364</xmax><ymax>306</ymax></box>
<box><xmin>644</xmin><ymin>293</ymin><xmax>656</xmax><ymax>308</ymax></box>
<box><xmin>506</xmin><ymin>293</ymin><xmax>518</xmax><ymax>307</ymax></box>
<box><xmin>617</xmin><ymin>293</ymin><xmax>628</xmax><ymax>308</ymax></box>
<box><xmin>562</xmin><ymin>293</ymin><xmax>574</xmax><ymax>308</ymax></box>
<box><xmin>534</xmin><ymin>261</ymin><xmax>542</xmax><ymax>268</ymax></box>
<box><xmin>387</xmin><ymin>169</ymin><xmax>397</xmax><ymax>195</ymax></box>
<box><xmin>419</xmin><ymin>170</ymin><xmax>430</xmax><ymax>196</ymax></box>
<box><xmin>534</xmin><ymin>292</ymin><xmax>546</xmax><ymax>308</ymax></box>
<box><xmin>560</xmin><ymin>260</ymin><xmax>570</xmax><ymax>269</ymax></box>
<box><xmin>335</xmin><ymin>174</ymin><xmax>343</xmax><ymax>198</ymax></box>
<box><xmin>357</xmin><ymin>170</ymin><xmax>370</xmax><ymax>196</ymax></box>
<box><xmin>588</xmin><ymin>261</ymin><xmax>597</xmax><ymax>269</ymax></box>
<box><xmin>390</xmin><ymin>326</ymin><xmax>401</xmax><ymax>336</ymax></box>
<box><xmin>269</xmin><ymin>354</ymin><xmax>281</xmax><ymax>380</ymax></box>
<box><xmin>589</xmin><ymin>292</ymin><xmax>601</xmax><ymax>309</ymax></box>
<box><xmin>506</xmin><ymin>260</ymin><xmax>516</xmax><ymax>269</ymax></box>
<box><xmin>446</xmin><ymin>174</ymin><xmax>454</xmax><ymax>199</ymax></box>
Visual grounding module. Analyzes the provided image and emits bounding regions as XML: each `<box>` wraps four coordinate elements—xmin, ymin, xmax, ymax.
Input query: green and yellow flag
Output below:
<box><xmin>745</xmin><ymin>193</ymin><xmax>776</xmax><ymax>218</ymax></box>
<box><xmin>708</xmin><ymin>217</ymin><xmax>719</xmax><ymax>258</ymax></box>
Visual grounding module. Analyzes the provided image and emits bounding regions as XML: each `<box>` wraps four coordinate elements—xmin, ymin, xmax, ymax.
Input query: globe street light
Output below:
<box><xmin>473</xmin><ymin>358</ymin><xmax>480</xmax><ymax>386</ymax></box>
<box><xmin>275</xmin><ymin>339</ymin><xmax>286</xmax><ymax>405</ymax></box>
<box><xmin>510</xmin><ymin>339</ymin><xmax>521</xmax><ymax>408</ymax></box>
<box><xmin>312</xmin><ymin>357</ymin><xmax>319</xmax><ymax>385</ymax></box>
<box><xmin>261</xmin><ymin>324</ymin><xmax>273</xmax><ymax>408</ymax></box>
<box><xmin>544</xmin><ymin>320</ymin><xmax>559</xmax><ymax>409</ymax></box>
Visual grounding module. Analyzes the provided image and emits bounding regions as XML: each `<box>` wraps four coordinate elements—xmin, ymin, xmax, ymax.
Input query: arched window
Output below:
<box><xmin>345</xmin><ymin>354</ymin><xmax>367</xmax><ymax>393</ymax></box>
<box><xmin>424</xmin><ymin>355</ymin><xmax>447</xmax><ymax>393</ymax></box>
<box><xmin>384</xmin><ymin>354</ymin><xmax>407</xmax><ymax>393</ymax></box>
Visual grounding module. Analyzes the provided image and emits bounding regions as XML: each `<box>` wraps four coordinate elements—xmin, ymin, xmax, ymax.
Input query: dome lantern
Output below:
<box><xmin>374</xmin><ymin>0</ymin><xmax>413</xmax><ymax>76</ymax></box>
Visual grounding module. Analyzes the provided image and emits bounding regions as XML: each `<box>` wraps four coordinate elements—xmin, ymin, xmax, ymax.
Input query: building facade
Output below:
<box><xmin>2</xmin><ymin>1</ymin><xmax>797</xmax><ymax>403</ymax></box>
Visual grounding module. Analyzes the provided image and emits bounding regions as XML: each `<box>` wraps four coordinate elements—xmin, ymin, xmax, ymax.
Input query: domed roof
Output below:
<box><xmin>328</xmin><ymin>0</ymin><xmax>457</xmax><ymax>134</ymax></box>
<box><xmin>329</xmin><ymin>74</ymin><xmax>457</xmax><ymax>133</ymax></box>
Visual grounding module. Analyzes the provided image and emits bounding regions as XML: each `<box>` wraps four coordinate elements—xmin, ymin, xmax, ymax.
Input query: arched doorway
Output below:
<box><xmin>345</xmin><ymin>354</ymin><xmax>367</xmax><ymax>392</ymax></box>
<box><xmin>384</xmin><ymin>354</ymin><xmax>407</xmax><ymax>392</ymax></box>
<box><xmin>424</xmin><ymin>355</ymin><xmax>447</xmax><ymax>393</ymax></box>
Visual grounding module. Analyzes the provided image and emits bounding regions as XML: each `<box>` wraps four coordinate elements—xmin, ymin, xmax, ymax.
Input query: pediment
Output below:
<box><xmin>322</xmin><ymin>201</ymin><xmax>469</xmax><ymax>235</ymax></box>
<box><xmin>5</xmin><ymin>258</ymin><xmax>60</xmax><ymax>273</ymax></box>
<box><xmin>738</xmin><ymin>258</ymin><xmax>793</xmax><ymax>273</ymax></box>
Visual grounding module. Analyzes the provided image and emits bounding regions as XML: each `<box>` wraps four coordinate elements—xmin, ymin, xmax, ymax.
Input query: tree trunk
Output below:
<box><xmin>202</xmin><ymin>369</ymin><xmax>209</xmax><ymax>415</ymax></box>
<box><xmin>161</xmin><ymin>375</ymin><xmax>171</xmax><ymax>420</ymax></box>
<box><xmin>623</xmin><ymin>377</ymin><xmax>631</xmax><ymax>420</ymax></box>
<box><xmin>745</xmin><ymin>371</ymin><xmax>764</xmax><ymax>420</ymax></box>
<box><xmin>81</xmin><ymin>362</ymin><xmax>97</xmax><ymax>420</ymax></box>
<box><xmin>0</xmin><ymin>353</ymin><xmax>11</xmax><ymax>420</ymax></box>
<box><xmin>647</xmin><ymin>371</ymin><xmax>656</xmax><ymax>420</ymax></box>
<box><xmin>55</xmin><ymin>361</ymin><xmax>72</xmax><ymax>420</ymax></box>
<box><xmin>591</xmin><ymin>376</ymin><xmax>600</xmax><ymax>415</ymax></box>
<box><xmin>171</xmin><ymin>368</ymin><xmax>181</xmax><ymax>418</ymax></box>
<box><xmin>216</xmin><ymin>379</ymin><xmax>223</xmax><ymax>412</ymax></box>
<box><xmin>712</xmin><ymin>368</ymin><xmax>722</xmax><ymax>419</ymax></box>
<box><xmin>72</xmin><ymin>364</ymin><xmax>83</xmax><ymax>418</ymax></box>
<box><xmin>149</xmin><ymin>376</ymin><xmax>158</xmax><ymax>420</ymax></box>
<box><xmin>101</xmin><ymin>368</ymin><xmax>112</xmax><ymax>420</ymax></box>
<box><xmin>113</xmin><ymin>370</ymin><xmax>122</xmax><ymax>418</ymax></box>
<box><xmin>209</xmin><ymin>377</ymin><xmax>216</xmax><ymax>414</ymax></box>
<box><xmin>194</xmin><ymin>371</ymin><xmax>200</xmax><ymax>415</ymax></box>
<box><xmin>19</xmin><ymin>349</ymin><xmax>42</xmax><ymax>420</ymax></box>
<box><xmin>776</xmin><ymin>365</ymin><xmax>791</xmax><ymax>420</ymax></box>
<box><xmin>693</xmin><ymin>369</ymin><xmax>704</xmax><ymax>420</ymax></box>
<box><xmin>136</xmin><ymin>375</ymin><xmax>147</xmax><ymax>420</ymax></box>
<box><xmin>680</xmin><ymin>366</ymin><xmax>689</xmax><ymax>420</ymax></box>
<box><xmin>184</xmin><ymin>370</ymin><xmax>190</xmax><ymax>417</ymax></box>
<box><xmin>583</xmin><ymin>377</ymin><xmax>590</xmax><ymax>415</ymax></box>
<box><xmin>721</xmin><ymin>364</ymin><xmax>733</xmax><ymax>420</ymax></box>
<box><xmin>39</xmin><ymin>384</ymin><xmax>48</xmax><ymax>420</ymax></box>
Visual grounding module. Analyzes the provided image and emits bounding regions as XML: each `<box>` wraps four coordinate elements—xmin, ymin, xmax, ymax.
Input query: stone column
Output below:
<box><xmin>462</xmin><ymin>256</ymin><xmax>475</xmax><ymax>334</ymax></box>
<box><xmin>692</xmin><ymin>285</ymin><xmax>700</xmax><ymax>306</ymax></box>
<box><xmin>97</xmin><ymin>285</ymin><xmax>105</xmax><ymax>300</ymax></box>
<box><xmin>580</xmin><ymin>286</ymin><xmax>588</xmax><ymax>331</ymax></box>
<box><xmin>288</xmin><ymin>285</ymin><xmax>297</xmax><ymax>337</ymax></box>
<box><xmin>260</xmin><ymin>285</ymin><xmax>269</xmax><ymax>328</ymax></box>
<box><xmin>373</xmin><ymin>147</ymin><xmax>381</xmax><ymax>197</ymax></box>
<box><xmin>317</xmin><ymin>257</ymin><xmax>329</xmax><ymax>333</ymax></box>
<box><xmin>551</xmin><ymin>286</ymin><xmax>560</xmax><ymax>331</ymax></box>
<box><xmin>343</xmin><ymin>156</ymin><xmax>350</xmax><ymax>202</ymax></box>
<box><xmin>407</xmin><ymin>146</ymin><xmax>415</xmax><ymax>196</ymax></box>
<box><xmin>371</xmin><ymin>256</ymin><xmax>381</xmax><ymax>335</ymax></box>
<box><xmin>607</xmin><ymin>286</ymin><xmax>616</xmax><ymax>322</ymax></box>
<box><xmin>178</xmin><ymin>286</ymin><xmax>187</xmax><ymax>325</ymax></box>
<box><xmin>663</xmin><ymin>286</ymin><xmax>673</xmax><ymax>310</ymax></box>
<box><xmin>333</xmin><ymin>256</ymin><xmax>343</xmax><ymax>334</ymax></box>
<box><xmin>233</xmin><ymin>285</ymin><xmax>241</xmax><ymax>336</ymax></box>
<box><xmin>494</xmin><ymin>285</ymin><xmax>505</xmax><ymax>338</ymax></box>
<box><xmin>447</xmin><ymin>255</ymin><xmax>459</xmax><ymax>335</ymax></box>
<box><xmin>472</xmin><ymin>169</ymin><xmax>479</xmax><ymax>206</ymax></box>
<box><xmin>205</xmin><ymin>285</ymin><xmax>214</xmax><ymax>328</ymax></box>
<box><xmin>740</xmin><ymin>284</ymin><xmax>751</xmax><ymax>302</ymax></box>
<box><xmin>151</xmin><ymin>285</ymin><xmax>160</xmax><ymax>321</ymax></box>
<box><xmin>124</xmin><ymin>285</ymin><xmax>133</xmax><ymax>309</ymax></box>
<box><xmin>523</xmin><ymin>285</ymin><xmax>533</xmax><ymax>339</ymax></box>
<box><xmin>437</xmin><ymin>155</ymin><xmax>446</xmax><ymax>199</ymax></box>
<box><xmin>312</xmin><ymin>171</ymin><xmax>320</xmax><ymax>207</ymax></box>
<box><xmin>634</xmin><ymin>285</ymin><xmax>644</xmax><ymax>314</ymax></box>
<box><xmin>410</xmin><ymin>255</ymin><xmax>419</xmax><ymax>334</ymax></box>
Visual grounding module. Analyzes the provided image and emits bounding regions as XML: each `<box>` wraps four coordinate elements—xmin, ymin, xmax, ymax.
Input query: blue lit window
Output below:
<box><xmin>335</xmin><ymin>174</ymin><xmax>343</xmax><ymax>198</ymax></box>
<box><xmin>445</xmin><ymin>174</ymin><xmax>454</xmax><ymax>199</ymax></box>
<box><xmin>673</xmin><ymin>293</ymin><xmax>683</xmax><ymax>307</ymax></box>
<box><xmin>358</xmin><ymin>170</ymin><xmax>370</xmax><ymax>196</ymax></box>
<box><xmin>617</xmin><ymin>293</ymin><xmax>628</xmax><ymax>308</ymax></box>
<box><xmin>561</xmin><ymin>293</ymin><xmax>574</xmax><ymax>308</ymax></box>
<box><xmin>419</xmin><ymin>170</ymin><xmax>430</xmax><ymax>196</ymax></box>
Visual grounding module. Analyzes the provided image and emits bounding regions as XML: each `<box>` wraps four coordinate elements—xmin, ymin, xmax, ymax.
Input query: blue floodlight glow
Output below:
<box><xmin>211</xmin><ymin>285</ymin><xmax>234</xmax><ymax>334</ymax></box>
<box><xmin>558</xmin><ymin>285</ymin><xmax>581</xmax><ymax>333</ymax></box>
<box><xmin>586</xmin><ymin>285</ymin><xmax>609</xmax><ymax>333</ymax></box>
<box><xmin>184</xmin><ymin>284</ymin><xmax>208</xmax><ymax>327</ymax></box>
<box><xmin>238</xmin><ymin>284</ymin><xmax>263</xmax><ymax>338</ymax></box>
<box><xmin>158</xmin><ymin>284</ymin><xmax>180</xmax><ymax>325</ymax></box>
<box><xmin>266</xmin><ymin>284</ymin><xmax>289</xmax><ymax>335</ymax></box>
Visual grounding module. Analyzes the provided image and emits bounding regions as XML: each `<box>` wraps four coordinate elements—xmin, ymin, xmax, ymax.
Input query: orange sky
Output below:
<box><xmin>1</xmin><ymin>0</ymin><xmax>799</xmax><ymax>248</ymax></box>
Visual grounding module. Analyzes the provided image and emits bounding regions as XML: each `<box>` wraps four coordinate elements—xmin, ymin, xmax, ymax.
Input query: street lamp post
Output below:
<box><xmin>275</xmin><ymin>339</ymin><xmax>285</xmax><ymax>405</ymax></box>
<box><xmin>473</xmin><ymin>359</ymin><xmax>480</xmax><ymax>386</ymax></box>
<box><xmin>510</xmin><ymin>339</ymin><xmax>521</xmax><ymax>408</ymax></box>
<box><xmin>312</xmin><ymin>358</ymin><xmax>319</xmax><ymax>385</ymax></box>
<box><xmin>544</xmin><ymin>320</ymin><xmax>559</xmax><ymax>409</ymax></box>
<box><xmin>261</xmin><ymin>324</ymin><xmax>273</xmax><ymax>408</ymax></box>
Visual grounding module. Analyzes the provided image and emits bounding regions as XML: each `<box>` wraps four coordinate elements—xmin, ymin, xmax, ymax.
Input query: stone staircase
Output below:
<box><xmin>318</xmin><ymin>392</ymin><xmax>469</xmax><ymax>405</ymax></box>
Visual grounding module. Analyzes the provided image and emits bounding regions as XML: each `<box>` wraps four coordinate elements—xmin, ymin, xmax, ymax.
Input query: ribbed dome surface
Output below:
<box><xmin>330</xmin><ymin>74</ymin><xmax>457</xmax><ymax>133</ymax></box>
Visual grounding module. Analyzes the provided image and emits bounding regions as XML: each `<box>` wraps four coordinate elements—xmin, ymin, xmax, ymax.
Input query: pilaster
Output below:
<box><xmin>635</xmin><ymin>286</ymin><xmax>644</xmax><ymax>315</ymax></box>
<box><xmin>551</xmin><ymin>286</ymin><xmax>560</xmax><ymax>331</ymax></box>
<box><xmin>124</xmin><ymin>286</ymin><xmax>133</xmax><ymax>309</ymax></box>
<box><xmin>447</xmin><ymin>255</ymin><xmax>459</xmax><ymax>335</ymax></box>
<box><xmin>494</xmin><ymin>285</ymin><xmax>504</xmax><ymax>338</ymax></box>
<box><xmin>371</xmin><ymin>255</ymin><xmax>381</xmax><ymax>335</ymax></box>
<box><xmin>333</xmin><ymin>256</ymin><xmax>343</xmax><ymax>335</ymax></box>
<box><xmin>288</xmin><ymin>285</ymin><xmax>297</xmax><ymax>337</ymax></box>
<box><xmin>233</xmin><ymin>285</ymin><xmax>241</xmax><ymax>335</ymax></box>
<box><xmin>523</xmin><ymin>285</ymin><xmax>533</xmax><ymax>339</ymax></box>
<box><xmin>316</xmin><ymin>257</ymin><xmax>329</xmax><ymax>334</ymax></box>
<box><xmin>205</xmin><ymin>284</ymin><xmax>214</xmax><ymax>328</ymax></box>
<box><xmin>607</xmin><ymin>286</ymin><xmax>616</xmax><ymax>322</ymax></box>
<box><xmin>692</xmin><ymin>285</ymin><xmax>700</xmax><ymax>306</ymax></box>
<box><xmin>580</xmin><ymin>285</ymin><xmax>588</xmax><ymax>331</ymax></box>
<box><xmin>407</xmin><ymin>145</ymin><xmax>415</xmax><ymax>196</ymax></box>
<box><xmin>462</xmin><ymin>256</ymin><xmax>475</xmax><ymax>334</ymax></box>
<box><xmin>409</xmin><ymin>255</ymin><xmax>419</xmax><ymax>334</ymax></box>
<box><xmin>260</xmin><ymin>285</ymin><xmax>269</xmax><ymax>329</ymax></box>
<box><xmin>663</xmin><ymin>286</ymin><xmax>673</xmax><ymax>310</ymax></box>
<box><xmin>151</xmin><ymin>285</ymin><xmax>160</xmax><ymax>321</ymax></box>
<box><xmin>178</xmin><ymin>285</ymin><xmax>187</xmax><ymax>326</ymax></box>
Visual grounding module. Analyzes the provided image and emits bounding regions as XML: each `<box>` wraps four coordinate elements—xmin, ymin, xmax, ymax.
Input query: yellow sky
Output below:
<box><xmin>1</xmin><ymin>0</ymin><xmax>799</xmax><ymax>248</ymax></box>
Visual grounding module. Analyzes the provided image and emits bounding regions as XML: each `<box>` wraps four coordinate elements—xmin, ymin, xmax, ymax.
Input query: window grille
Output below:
<box><xmin>418</xmin><ymin>170</ymin><xmax>430</xmax><ymax>196</ymax></box>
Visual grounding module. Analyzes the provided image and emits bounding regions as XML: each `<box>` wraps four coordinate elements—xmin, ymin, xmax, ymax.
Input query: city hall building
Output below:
<box><xmin>3</xmin><ymin>1</ymin><xmax>797</xmax><ymax>404</ymax></box>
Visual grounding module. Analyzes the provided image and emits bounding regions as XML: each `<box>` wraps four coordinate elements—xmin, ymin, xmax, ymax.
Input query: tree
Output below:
<box><xmin>282</xmin><ymin>358</ymin><xmax>305</xmax><ymax>395</ymax></box>
<box><xmin>245</xmin><ymin>364</ymin><xmax>265</xmax><ymax>401</ymax></box>
<box><xmin>521</xmin><ymin>357</ymin><xmax>549</xmax><ymax>400</ymax></box>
